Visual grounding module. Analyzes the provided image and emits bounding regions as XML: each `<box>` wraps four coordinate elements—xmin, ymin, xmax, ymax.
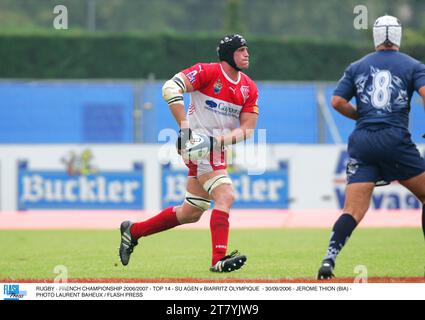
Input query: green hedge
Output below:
<box><xmin>1</xmin><ymin>33</ymin><xmax>424</xmax><ymax>80</ymax></box>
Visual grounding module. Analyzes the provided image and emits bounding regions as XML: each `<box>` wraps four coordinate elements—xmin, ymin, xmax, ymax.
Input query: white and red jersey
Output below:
<box><xmin>181</xmin><ymin>62</ymin><xmax>259</xmax><ymax>137</ymax></box>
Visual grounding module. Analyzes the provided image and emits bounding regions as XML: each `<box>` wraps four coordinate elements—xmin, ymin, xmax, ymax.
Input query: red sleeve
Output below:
<box><xmin>181</xmin><ymin>63</ymin><xmax>215</xmax><ymax>91</ymax></box>
<box><xmin>241</xmin><ymin>80</ymin><xmax>259</xmax><ymax>115</ymax></box>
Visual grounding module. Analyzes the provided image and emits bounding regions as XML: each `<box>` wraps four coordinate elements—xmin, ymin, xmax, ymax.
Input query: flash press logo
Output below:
<box><xmin>3</xmin><ymin>284</ymin><xmax>27</xmax><ymax>300</ymax></box>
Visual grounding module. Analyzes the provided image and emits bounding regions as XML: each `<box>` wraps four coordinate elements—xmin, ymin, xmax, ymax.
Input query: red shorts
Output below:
<box><xmin>186</xmin><ymin>149</ymin><xmax>227</xmax><ymax>177</ymax></box>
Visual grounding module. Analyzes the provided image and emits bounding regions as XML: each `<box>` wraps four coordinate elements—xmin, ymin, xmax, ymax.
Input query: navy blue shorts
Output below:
<box><xmin>347</xmin><ymin>126</ymin><xmax>425</xmax><ymax>186</ymax></box>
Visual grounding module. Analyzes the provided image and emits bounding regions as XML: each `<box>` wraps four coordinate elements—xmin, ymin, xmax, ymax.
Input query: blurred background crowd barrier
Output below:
<box><xmin>1</xmin><ymin>80</ymin><xmax>424</xmax><ymax>144</ymax></box>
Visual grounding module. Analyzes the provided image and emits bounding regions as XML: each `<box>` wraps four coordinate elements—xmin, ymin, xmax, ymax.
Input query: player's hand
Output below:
<box><xmin>176</xmin><ymin>128</ymin><xmax>192</xmax><ymax>154</ymax></box>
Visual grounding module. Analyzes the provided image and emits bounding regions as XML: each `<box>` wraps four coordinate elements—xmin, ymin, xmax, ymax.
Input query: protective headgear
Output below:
<box><xmin>217</xmin><ymin>34</ymin><xmax>248</xmax><ymax>71</ymax></box>
<box><xmin>373</xmin><ymin>15</ymin><xmax>402</xmax><ymax>48</ymax></box>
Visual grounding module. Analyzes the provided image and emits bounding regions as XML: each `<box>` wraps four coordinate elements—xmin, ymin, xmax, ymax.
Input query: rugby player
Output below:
<box><xmin>318</xmin><ymin>15</ymin><xmax>425</xmax><ymax>279</ymax></box>
<box><xmin>119</xmin><ymin>34</ymin><xmax>259</xmax><ymax>273</ymax></box>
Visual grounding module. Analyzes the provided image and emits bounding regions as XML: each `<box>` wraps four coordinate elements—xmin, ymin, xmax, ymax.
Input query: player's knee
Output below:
<box><xmin>179</xmin><ymin>192</ymin><xmax>210</xmax><ymax>224</ymax></box>
<box><xmin>184</xmin><ymin>192</ymin><xmax>211</xmax><ymax>212</ymax></box>
<box><xmin>214</xmin><ymin>190</ymin><xmax>235</xmax><ymax>208</ymax></box>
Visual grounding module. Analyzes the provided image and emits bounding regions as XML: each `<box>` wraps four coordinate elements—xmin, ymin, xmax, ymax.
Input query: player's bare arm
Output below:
<box><xmin>162</xmin><ymin>72</ymin><xmax>194</xmax><ymax>128</ymax></box>
<box><xmin>219</xmin><ymin>112</ymin><xmax>258</xmax><ymax>146</ymax></box>
<box><xmin>331</xmin><ymin>95</ymin><xmax>359</xmax><ymax>120</ymax></box>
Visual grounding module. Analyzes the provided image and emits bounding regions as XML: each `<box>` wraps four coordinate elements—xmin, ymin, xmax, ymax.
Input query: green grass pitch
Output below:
<box><xmin>0</xmin><ymin>228</ymin><xmax>423</xmax><ymax>281</ymax></box>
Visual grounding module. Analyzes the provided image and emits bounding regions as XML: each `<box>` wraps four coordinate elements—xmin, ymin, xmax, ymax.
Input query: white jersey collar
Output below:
<box><xmin>220</xmin><ymin>64</ymin><xmax>241</xmax><ymax>85</ymax></box>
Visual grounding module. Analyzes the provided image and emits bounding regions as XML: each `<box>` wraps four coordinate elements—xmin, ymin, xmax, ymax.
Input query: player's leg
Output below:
<box><xmin>399</xmin><ymin>172</ymin><xmax>425</xmax><ymax>239</ymax></box>
<box><xmin>119</xmin><ymin>177</ymin><xmax>210</xmax><ymax>266</ymax></box>
<box><xmin>202</xmin><ymin>170</ymin><xmax>234</xmax><ymax>266</ymax></box>
<box><xmin>380</xmin><ymin>128</ymin><xmax>425</xmax><ymax>238</ymax></box>
<box><xmin>175</xmin><ymin>177</ymin><xmax>211</xmax><ymax>224</ymax></box>
<box><xmin>318</xmin><ymin>128</ymin><xmax>382</xmax><ymax>279</ymax></box>
<box><xmin>198</xmin><ymin>169</ymin><xmax>246</xmax><ymax>272</ymax></box>
<box><xmin>342</xmin><ymin>182</ymin><xmax>375</xmax><ymax>223</ymax></box>
<box><xmin>200</xmin><ymin>170</ymin><xmax>233</xmax><ymax>266</ymax></box>
<box><xmin>318</xmin><ymin>182</ymin><xmax>375</xmax><ymax>279</ymax></box>
<box><xmin>130</xmin><ymin>177</ymin><xmax>210</xmax><ymax>237</ymax></box>
<box><xmin>389</xmin><ymin>134</ymin><xmax>425</xmax><ymax>239</ymax></box>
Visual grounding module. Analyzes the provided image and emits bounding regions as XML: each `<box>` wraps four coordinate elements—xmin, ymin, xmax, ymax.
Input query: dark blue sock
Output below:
<box><xmin>323</xmin><ymin>213</ymin><xmax>358</xmax><ymax>267</ymax></box>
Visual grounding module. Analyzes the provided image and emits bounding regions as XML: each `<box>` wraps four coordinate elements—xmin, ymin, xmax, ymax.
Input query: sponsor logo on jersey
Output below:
<box><xmin>204</xmin><ymin>100</ymin><xmax>240</xmax><ymax>118</ymax></box>
<box><xmin>185</xmin><ymin>70</ymin><xmax>198</xmax><ymax>84</ymax></box>
<box><xmin>214</xmin><ymin>78</ymin><xmax>223</xmax><ymax>94</ymax></box>
<box><xmin>346</xmin><ymin>157</ymin><xmax>359</xmax><ymax>178</ymax></box>
<box><xmin>241</xmin><ymin>85</ymin><xmax>250</xmax><ymax>103</ymax></box>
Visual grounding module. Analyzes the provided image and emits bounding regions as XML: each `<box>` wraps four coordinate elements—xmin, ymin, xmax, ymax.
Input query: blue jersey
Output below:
<box><xmin>334</xmin><ymin>50</ymin><xmax>425</xmax><ymax>130</ymax></box>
